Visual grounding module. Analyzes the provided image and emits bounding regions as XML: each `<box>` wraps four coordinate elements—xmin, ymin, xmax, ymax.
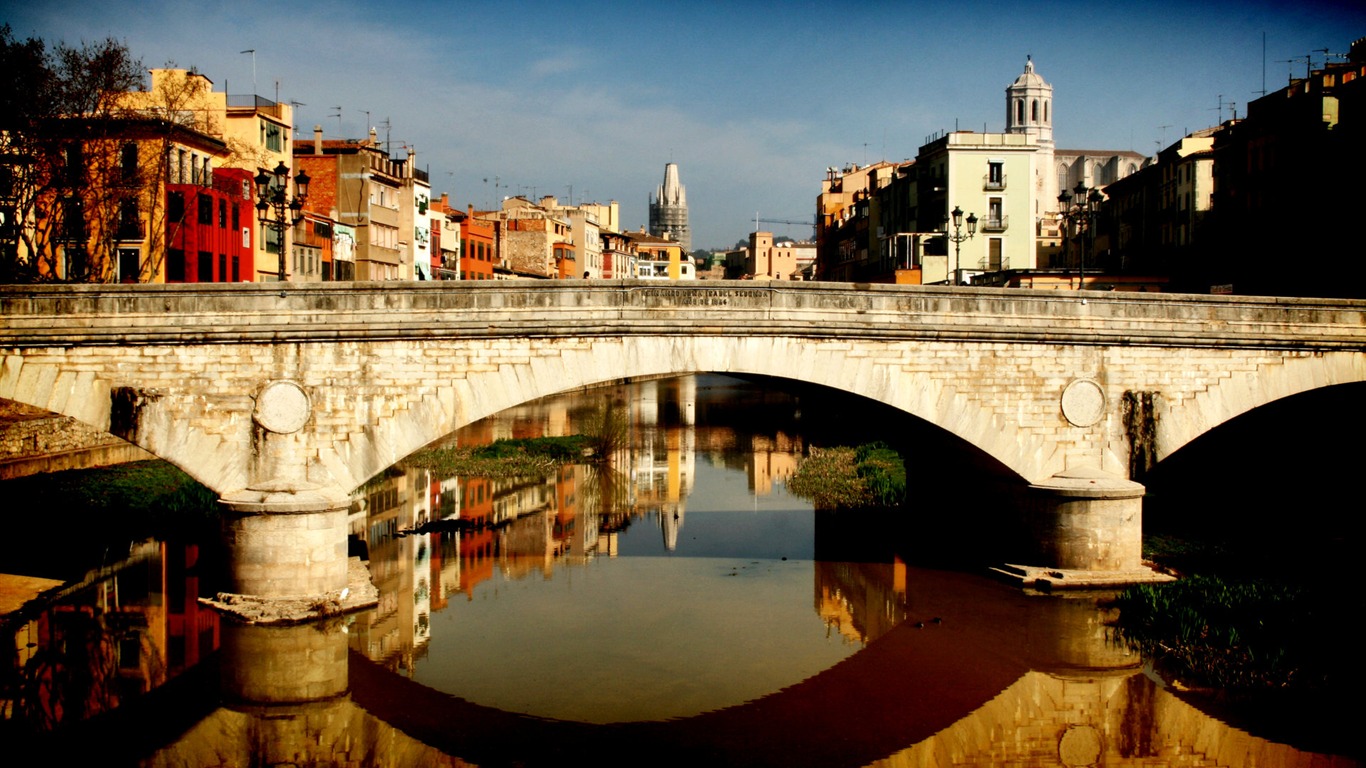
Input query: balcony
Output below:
<box><xmin>116</xmin><ymin>220</ymin><xmax>145</xmax><ymax>241</ymax></box>
<box><xmin>983</xmin><ymin>173</ymin><xmax>1007</xmax><ymax>191</ymax></box>
<box><xmin>980</xmin><ymin>215</ymin><xmax>1008</xmax><ymax>232</ymax></box>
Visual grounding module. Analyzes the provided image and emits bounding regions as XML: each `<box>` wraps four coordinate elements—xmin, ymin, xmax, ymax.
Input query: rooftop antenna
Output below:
<box><xmin>363</xmin><ymin>110</ymin><xmax>371</xmax><ymax>134</ymax></box>
<box><xmin>1257</xmin><ymin>32</ymin><xmax>1267</xmax><ymax>97</ymax></box>
<box><xmin>239</xmin><ymin>49</ymin><xmax>256</xmax><ymax>95</ymax></box>
<box><xmin>290</xmin><ymin>100</ymin><xmax>305</xmax><ymax>134</ymax></box>
<box><xmin>328</xmin><ymin>106</ymin><xmax>342</xmax><ymax>136</ymax></box>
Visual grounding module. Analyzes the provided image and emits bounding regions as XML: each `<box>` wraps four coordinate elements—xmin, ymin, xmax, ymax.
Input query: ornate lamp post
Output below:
<box><xmin>255</xmin><ymin>161</ymin><xmax>310</xmax><ymax>282</ymax></box>
<box><xmin>1057</xmin><ymin>181</ymin><xmax>1103</xmax><ymax>288</ymax></box>
<box><xmin>944</xmin><ymin>205</ymin><xmax>978</xmax><ymax>285</ymax></box>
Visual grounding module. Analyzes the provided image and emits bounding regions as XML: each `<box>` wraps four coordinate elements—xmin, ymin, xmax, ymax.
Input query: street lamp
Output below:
<box><xmin>944</xmin><ymin>205</ymin><xmax>977</xmax><ymax>285</ymax></box>
<box><xmin>1057</xmin><ymin>181</ymin><xmax>1102</xmax><ymax>288</ymax></box>
<box><xmin>255</xmin><ymin>161</ymin><xmax>310</xmax><ymax>282</ymax></box>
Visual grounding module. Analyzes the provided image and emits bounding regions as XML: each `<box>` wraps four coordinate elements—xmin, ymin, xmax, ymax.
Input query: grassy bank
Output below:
<box><xmin>403</xmin><ymin>435</ymin><xmax>597</xmax><ymax>478</ymax></box>
<box><xmin>0</xmin><ymin>460</ymin><xmax>218</xmax><ymax>581</ymax></box>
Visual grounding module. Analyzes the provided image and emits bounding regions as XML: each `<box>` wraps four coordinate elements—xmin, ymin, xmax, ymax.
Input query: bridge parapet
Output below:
<box><xmin>3</xmin><ymin>281</ymin><xmax>1364</xmax><ymax>350</ymax></box>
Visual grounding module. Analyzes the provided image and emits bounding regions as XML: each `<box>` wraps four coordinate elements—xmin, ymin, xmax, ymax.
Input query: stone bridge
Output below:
<box><xmin>3</xmin><ymin>281</ymin><xmax>1363</xmax><ymax>612</ymax></box>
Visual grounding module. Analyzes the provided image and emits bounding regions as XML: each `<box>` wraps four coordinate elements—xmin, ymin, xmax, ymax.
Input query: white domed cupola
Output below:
<box><xmin>1006</xmin><ymin>56</ymin><xmax>1053</xmax><ymax>146</ymax></box>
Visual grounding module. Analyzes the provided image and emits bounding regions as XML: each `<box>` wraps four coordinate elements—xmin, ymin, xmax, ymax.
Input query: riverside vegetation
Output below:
<box><xmin>786</xmin><ymin>442</ymin><xmax>907</xmax><ymax>510</ymax></box>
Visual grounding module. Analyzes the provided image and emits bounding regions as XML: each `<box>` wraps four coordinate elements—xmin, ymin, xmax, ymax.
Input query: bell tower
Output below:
<box><xmin>1006</xmin><ymin>56</ymin><xmax>1053</xmax><ymax>148</ymax></box>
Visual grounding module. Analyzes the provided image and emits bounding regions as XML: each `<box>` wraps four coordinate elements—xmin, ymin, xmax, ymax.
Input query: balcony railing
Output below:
<box><xmin>978</xmin><ymin>256</ymin><xmax>1009</xmax><ymax>272</ymax></box>
<box><xmin>116</xmin><ymin>221</ymin><xmax>145</xmax><ymax>240</ymax></box>
<box><xmin>980</xmin><ymin>215</ymin><xmax>1008</xmax><ymax>232</ymax></box>
<box><xmin>983</xmin><ymin>173</ymin><xmax>1006</xmax><ymax>191</ymax></box>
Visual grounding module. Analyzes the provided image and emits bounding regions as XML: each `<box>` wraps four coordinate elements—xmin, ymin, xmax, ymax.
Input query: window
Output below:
<box><xmin>219</xmin><ymin>254</ymin><xmax>226</xmax><ymax>282</ymax></box>
<box><xmin>61</xmin><ymin>197</ymin><xmax>84</xmax><ymax>240</ymax></box>
<box><xmin>987</xmin><ymin>161</ymin><xmax>1004</xmax><ymax>189</ymax></box>
<box><xmin>263</xmin><ymin>120</ymin><xmax>283</xmax><ymax>152</ymax></box>
<box><xmin>219</xmin><ymin>199</ymin><xmax>227</xmax><ymax>228</ymax></box>
<box><xmin>198</xmin><ymin>251</ymin><xmax>213</xmax><ymax>282</ymax></box>
<box><xmin>118</xmin><ymin>248</ymin><xmax>139</xmax><ymax>282</ymax></box>
<box><xmin>197</xmin><ymin>194</ymin><xmax>213</xmax><ymax>225</ymax></box>
<box><xmin>168</xmin><ymin>191</ymin><xmax>185</xmax><ymax>223</ymax></box>
<box><xmin>1031</xmin><ymin>99</ymin><xmax>1038</xmax><ymax>122</ymax></box>
<box><xmin>231</xmin><ymin>255</ymin><xmax>240</xmax><ymax>282</ymax></box>
<box><xmin>64</xmin><ymin>144</ymin><xmax>83</xmax><ymax>186</ymax></box>
<box><xmin>1015</xmin><ymin>99</ymin><xmax>1024</xmax><ymax>124</ymax></box>
<box><xmin>167</xmin><ymin>248</ymin><xmax>186</xmax><ymax>282</ymax></box>
<box><xmin>117</xmin><ymin>198</ymin><xmax>141</xmax><ymax>239</ymax></box>
<box><xmin>263</xmin><ymin>225</ymin><xmax>281</xmax><ymax>254</ymax></box>
<box><xmin>988</xmin><ymin>238</ymin><xmax>1003</xmax><ymax>270</ymax></box>
<box><xmin>120</xmin><ymin>143</ymin><xmax>138</xmax><ymax>184</ymax></box>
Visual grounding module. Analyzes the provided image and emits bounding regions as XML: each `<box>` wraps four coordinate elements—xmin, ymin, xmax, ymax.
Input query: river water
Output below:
<box><xmin>1</xmin><ymin>374</ymin><xmax>1358</xmax><ymax>766</ymax></box>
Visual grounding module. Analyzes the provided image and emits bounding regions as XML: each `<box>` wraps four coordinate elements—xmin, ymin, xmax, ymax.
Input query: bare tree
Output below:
<box><xmin>1</xmin><ymin>27</ymin><xmax>142</xmax><ymax>282</ymax></box>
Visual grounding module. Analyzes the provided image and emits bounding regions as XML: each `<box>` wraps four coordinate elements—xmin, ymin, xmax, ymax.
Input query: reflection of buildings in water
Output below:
<box><xmin>628</xmin><ymin>423</ymin><xmax>694</xmax><ymax>551</ymax></box>
<box><xmin>3</xmin><ymin>539</ymin><xmax>220</xmax><ymax>732</ymax></box>
<box><xmin>347</xmin><ymin>470</ymin><xmax>428</xmax><ymax>673</ymax></box>
<box><xmin>749</xmin><ymin>431</ymin><xmax>801</xmax><ymax>496</ymax></box>
<box><xmin>815</xmin><ymin>558</ymin><xmax>909</xmax><ymax>646</ymax></box>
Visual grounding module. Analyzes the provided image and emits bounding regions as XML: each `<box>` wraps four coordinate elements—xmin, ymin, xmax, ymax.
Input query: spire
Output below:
<box><xmin>649</xmin><ymin>162</ymin><xmax>690</xmax><ymax>253</ymax></box>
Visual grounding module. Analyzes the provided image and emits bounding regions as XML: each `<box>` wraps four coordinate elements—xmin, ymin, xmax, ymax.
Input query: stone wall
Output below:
<box><xmin>0</xmin><ymin>401</ymin><xmax>152</xmax><ymax>479</ymax></box>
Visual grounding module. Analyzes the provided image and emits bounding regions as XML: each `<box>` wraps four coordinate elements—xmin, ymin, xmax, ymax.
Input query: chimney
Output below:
<box><xmin>313</xmin><ymin>125</ymin><xmax>323</xmax><ymax>154</ymax></box>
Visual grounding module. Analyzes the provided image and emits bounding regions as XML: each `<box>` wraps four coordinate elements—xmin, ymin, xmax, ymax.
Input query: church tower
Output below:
<box><xmin>649</xmin><ymin>162</ymin><xmax>690</xmax><ymax>253</ymax></box>
<box><xmin>1005</xmin><ymin>56</ymin><xmax>1053</xmax><ymax>147</ymax></box>
<box><xmin>1006</xmin><ymin>57</ymin><xmax>1058</xmax><ymax>221</ymax></box>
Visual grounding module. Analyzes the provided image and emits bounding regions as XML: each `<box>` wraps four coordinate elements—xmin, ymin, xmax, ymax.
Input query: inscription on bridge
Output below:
<box><xmin>642</xmin><ymin>287</ymin><xmax>772</xmax><ymax>307</ymax></box>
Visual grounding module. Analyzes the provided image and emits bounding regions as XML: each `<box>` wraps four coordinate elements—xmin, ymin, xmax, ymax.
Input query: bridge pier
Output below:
<box><xmin>995</xmin><ymin>468</ymin><xmax>1174</xmax><ymax>589</ymax></box>
<box><xmin>205</xmin><ymin>493</ymin><xmax>378</xmax><ymax>623</ymax></box>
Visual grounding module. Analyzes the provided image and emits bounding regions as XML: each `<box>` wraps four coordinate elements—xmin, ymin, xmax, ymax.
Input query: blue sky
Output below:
<box><xmin>7</xmin><ymin>0</ymin><xmax>1365</xmax><ymax>249</ymax></box>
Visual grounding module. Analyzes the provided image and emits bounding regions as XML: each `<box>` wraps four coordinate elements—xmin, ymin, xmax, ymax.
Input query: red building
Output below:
<box><xmin>163</xmin><ymin>167</ymin><xmax>255</xmax><ymax>282</ymax></box>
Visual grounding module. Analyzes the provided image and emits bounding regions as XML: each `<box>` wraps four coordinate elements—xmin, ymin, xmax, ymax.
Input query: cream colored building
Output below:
<box><xmin>915</xmin><ymin>131</ymin><xmax>1040</xmax><ymax>284</ymax></box>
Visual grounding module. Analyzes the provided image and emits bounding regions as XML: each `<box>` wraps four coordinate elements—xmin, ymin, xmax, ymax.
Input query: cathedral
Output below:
<box><xmin>648</xmin><ymin>162</ymin><xmax>690</xmax><ymax>254</ymax></box>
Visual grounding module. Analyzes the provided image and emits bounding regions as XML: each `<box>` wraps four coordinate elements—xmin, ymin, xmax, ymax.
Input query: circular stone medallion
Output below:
<box><xmin>1060</xmin><ymin>378</ymin><xmax>1106</xmax><ymax>427</ymax></box>
<box><xmin>254</xmin><ymin>380</ymin><xmax>311</xmax><ymax>434</ymax></box>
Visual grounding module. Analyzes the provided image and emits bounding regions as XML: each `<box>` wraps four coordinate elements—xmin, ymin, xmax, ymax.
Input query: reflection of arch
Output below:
<box><xmin>347</xmin><ymin>567</ymin><xmax>1036</xmax><ymax>767</ymax></box>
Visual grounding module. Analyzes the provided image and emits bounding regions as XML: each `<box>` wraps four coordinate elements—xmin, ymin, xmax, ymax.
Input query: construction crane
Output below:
<box><xmin>753</xmin><ymin>213</ymin><xmax>817</xmax><ymax>239</ymax></box>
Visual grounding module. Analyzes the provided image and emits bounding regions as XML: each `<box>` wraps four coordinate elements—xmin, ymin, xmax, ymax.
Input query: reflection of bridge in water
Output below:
<box><xmin>44</xmin><ymin>565</ymin><xmax>1349</xmax><ymax>768</ymax></box>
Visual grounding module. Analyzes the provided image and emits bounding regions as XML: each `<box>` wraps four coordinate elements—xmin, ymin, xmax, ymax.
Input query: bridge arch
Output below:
<box><xmin>1153</xmin><ymin>352</ymin><xmax>1366</xmax><ymax>467</ymax></box>
<box><xmin>359</xmin><ymin>335</ymin><xmax>1039</xmax><ymax>496</ymax></box>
